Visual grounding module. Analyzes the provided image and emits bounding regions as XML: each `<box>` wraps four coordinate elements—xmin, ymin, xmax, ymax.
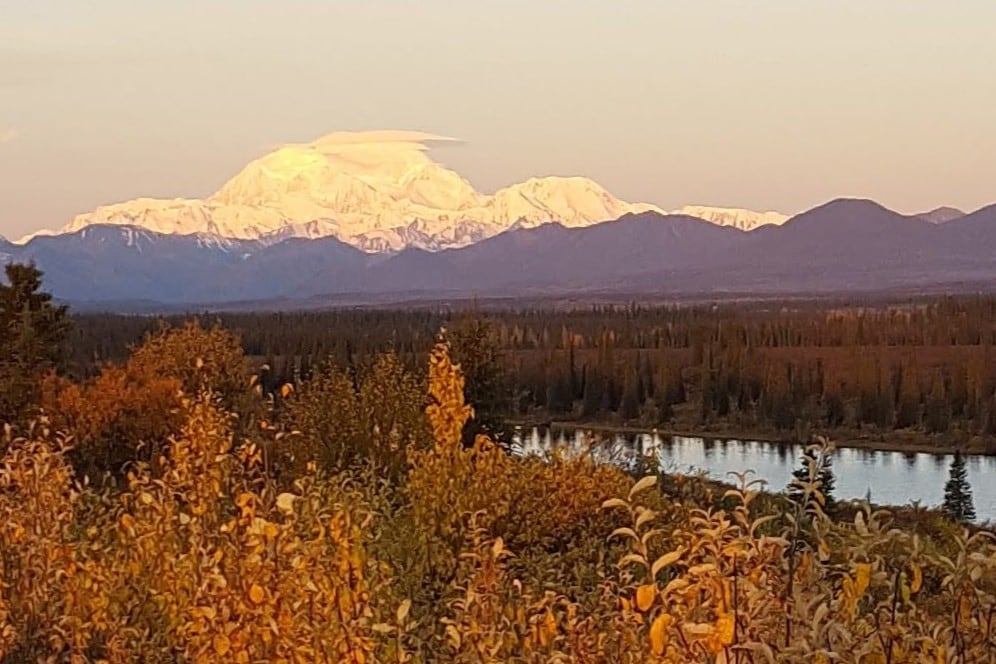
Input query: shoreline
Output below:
<box><xmin>509</xmin><ymin>419</ymin><xmax>996</xmax><ymax>457</ymax></box>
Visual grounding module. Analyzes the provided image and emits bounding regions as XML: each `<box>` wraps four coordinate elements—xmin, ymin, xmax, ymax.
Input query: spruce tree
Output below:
<box><xmin>618</xmin><ymin>370</ymin><xmax>641</xmax><ymax>421</ymax></box>
<box><xmin>0</xmin><ymin>263</ymin><xmax>70</xmax><ymax>424</ymax></box>
<box><xmin>448</xmin><ymin>314</ymin><xmax>513</xmax><ymax>447</ymax></box>
<box><xmin>943</xmin><ymin>450</ymin><xmax>976</xmax><ymax>523</ymax></box>
<box><xmin>788</xmin><ymin>444</ymin><xmax>836</xmax><ymax>516</ymax></box>
<box><xmin>581</xmin><ymin>370</ymin><xmax>602</xmax><ymax>418</ymax></box>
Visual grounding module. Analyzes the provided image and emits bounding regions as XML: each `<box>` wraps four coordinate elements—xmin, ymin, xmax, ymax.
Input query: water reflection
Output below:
<box><xmin>511</xmin><ymin>427</ymin><xmax>996</xmax><ymax>523</ymax></box>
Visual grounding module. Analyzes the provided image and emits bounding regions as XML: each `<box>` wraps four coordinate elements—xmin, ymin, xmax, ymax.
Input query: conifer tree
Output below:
<box><xmin>788</xmin><ymin>442</ymin><xmax>836</xmax><ymax>516</ymax></box>
<box><xmin>581</xmin><ymin>369</ymin><xmax>602</xmax><ymax>418</ymax></box>
<box><xmin>943</xmin><ymin>450</ymin><xmax>976</xmax><ymax>523</ymax></box>
<box><xmin>0</xmin><ymin>263</ymin><xmax>70</xmax><ymax>424</ymax></box>
<box><xmin>448</xmin><ymin>314</ymin><xmax>513</xmax><ymax>446</ymax></box>
<box><xmin>618</xmin><ymin>370</ymin><xmax>641</xmax><ymax>421</ymax></box>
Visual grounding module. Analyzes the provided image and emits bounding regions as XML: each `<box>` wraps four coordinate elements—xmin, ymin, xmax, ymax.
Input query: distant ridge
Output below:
<box><xmin>917</xmin><ymin>206</ymin><xmax>966</xmax><ymax>224</ymax></box>
<box><xmin>669</xmin><ymin>205</ymin><xmax>788</xmax><ymax>231</ymax></box>
<box><xmin>6</xmin><ymin>197</ymin><xmax>996</xmax><ymax>307</ymax></box>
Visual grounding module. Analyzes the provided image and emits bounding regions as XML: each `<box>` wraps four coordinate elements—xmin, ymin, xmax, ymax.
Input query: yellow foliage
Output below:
<box><xmin>6</xmin><ymin>329</ymin><xmax>996</xmax><ymax>662</ymax></box>
<box><xmin>636</xmin><ymin>584</ymin><xmax>656</xmax><ymax>612</ymax></box>
<box><xmin>426</xmin><ymin>338</ymin><xmax>473</xmax><ymax>448</ymax></box>
<box><xmin>649</xmin><ymin>612</ymin><xmax>672</xmax><ymax>655</ymax></box>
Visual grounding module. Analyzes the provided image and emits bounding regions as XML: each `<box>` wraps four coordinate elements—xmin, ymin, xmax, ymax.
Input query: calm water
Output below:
<box><xmin>514</xmin><ymin>427</ymin><xmax>996</xmax><ymax>523</ymax></box>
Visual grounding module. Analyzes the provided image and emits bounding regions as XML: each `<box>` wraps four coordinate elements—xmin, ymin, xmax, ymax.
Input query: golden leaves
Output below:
<box><xmin>213</xmin><ymin>633</ymin><xmax>231</xmax><ymax>656</ymax></box>
<box><xmin>854</xmin><ymin>562</ymin><xmax>872</xmax><ymax>597</ymax></box>
<box><xmin>119</xmin><ymin>513</ymin><xmax>136</xmax><ymax>537</ymax></box>
<box><xmin>649</xmin><ymin>613</ymin><xmax>672</xmax><ymax>655</ymax></box>
<box><xmin>628</xmin><ymin>475</ymin><xmax>657</xmax><ymax>500</ymax></box>
<box><xmin>426</xmin><ymin>340</ymin><xmax>474</xmax><ymax>448</ymax></box>
<box><xmin>651</xmin><ymin>549</ymin><xmax>683</xmax><ymax>578</ymax></box>
<box><xmin>635</xmin><ymin>584</ymin><xmax>657</xmax><ymax>612</ymax></box>
<box><xmin>910</xmin><ymin>562</ymin><xmax>923</xmax><ymax>594</ymax></box>
<box><xmin>715</xmin><ymin>612</ymin><xmax>735</xmax><ymax>647</ymax></box>
<box><xmin>13</xmin><ymin>328</ymin><xmax>996</xmax><ymax>663</ymax></box>
<box><xmin>272</xmin><ymin>491</ymin><xmax>295</xmax><ymax>515</ymax></box>
<box><xmin>544</xmin><ymin>610</ymin><xmax>557</xmax><ymax>640</ymax></box>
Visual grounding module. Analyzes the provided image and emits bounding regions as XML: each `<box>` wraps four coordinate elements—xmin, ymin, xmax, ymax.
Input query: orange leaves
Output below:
<box><xmin>2</xmin><ymin>392</ymin><xmax>391</xmax><ymax>662</ymax></box>
<box><xmin>542</xmin><ymin>610</ymin><xmax>558</xmax><ymax>644</ymax></box>
<box><xmin>714</xmin><ymin>612</ymin><xmax>735</xmax><ymax>648</ymax></box>
<box><xmin>236</xmin><ymin>492</ymin><xmax>256</xmax><ymax>520</ymax></box>
<box><xmin>15</xmin><ymin>324</ymin><xmax>996</xmax><ymax>663</ymax></box>
<box><xmin>909</xmin><ymin>562</ymin><xmax>923</xmax><ymax>594</ymax></box>
<box><xmin>635</xmin><ymin>584</ymin><xmax>657</xmax><ymax>612</ymax></box>
<box><xmin>39</xmin><ymin>353</ymin><xmax>185</xmax><ymax>475</ymax></box>
<box><xmin>649</xmin><ymin>613</ymin><xmax>672</xmax><ymax>655</ymax></box>
<box><xmin>118</xmin><ymin>513</ymin><xmax>137</xmax><ymax>538</ymax></box>
<box><xmin>853</xmin><ymin>562</ymin><xmax>872</xmax><ymax>597</ymax></box>
<box><xmin>859</xmin><ymin>653</ymin><xmax>887</xmax><ymax>664</ymax></box>
<box><xmin>213</xmin><ymin>633</ymin><xmax>231</xmax><ymax>657</ymax></box>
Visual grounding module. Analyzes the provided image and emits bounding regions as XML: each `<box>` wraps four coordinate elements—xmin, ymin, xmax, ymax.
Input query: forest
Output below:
<box><xmin>69</xmin><ymin>294</ymin><xmax>996</xmax><ymax>453</ymax></box>
<box><xmin>1</xmin><ymin>264</ymin><xmax>995</xmax><ymax>662</ymax></box>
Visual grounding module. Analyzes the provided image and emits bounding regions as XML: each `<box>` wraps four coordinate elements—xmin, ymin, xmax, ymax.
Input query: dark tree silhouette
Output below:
<box><xmin>447</xmin><ymin>314</ymin><xmax>514</xmax><ymax>447</ymax></box>
<box><xmin>943</xmin><ymin>450</ymin><xmax>976</xmax><ymax>523</ymax></box>
<box><xmin>0</xmin><ymin>263</ymin><xmax>70</xmax><ymax>423</ymax></box>
<box><xmin>788</xmin><ymin>443</ymin><xmax>836</xmax><ymax>516</ymax></box>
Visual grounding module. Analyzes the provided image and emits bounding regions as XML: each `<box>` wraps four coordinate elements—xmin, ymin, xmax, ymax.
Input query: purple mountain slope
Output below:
<box><xmin>4</xmin><ymin>198</ymin><xmax>996</xmax><ymax>305</ymax></box>
<box><xmin>363</xmin><ymin>213</ymin><xmax>741</xmax><ymax>293</ymax></box>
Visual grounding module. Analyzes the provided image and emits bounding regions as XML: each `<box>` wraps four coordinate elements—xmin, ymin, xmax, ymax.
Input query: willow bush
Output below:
<box><xmin>2</xmin><ymin>333</ymin><xmax>996</xmax><ymax>662</ymax></box>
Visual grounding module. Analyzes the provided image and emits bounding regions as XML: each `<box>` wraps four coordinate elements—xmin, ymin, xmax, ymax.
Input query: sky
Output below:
<box><xmin>2</xmin><ymin>0</ymin><xmax>995</xmax><ymax>239</ymax></box>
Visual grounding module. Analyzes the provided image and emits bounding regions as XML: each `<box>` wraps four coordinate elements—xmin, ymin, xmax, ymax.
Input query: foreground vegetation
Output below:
<box><xmin>3</xmin><ymin>266</ymin><xmax>996</xmax><ymax>661</ymax></box>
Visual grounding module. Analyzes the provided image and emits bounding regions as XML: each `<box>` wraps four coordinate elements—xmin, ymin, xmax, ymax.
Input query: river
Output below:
<box><xmin>514</xmin><ymin>427</ymin><xmax>996</xmax><ymax>523</ymax></box>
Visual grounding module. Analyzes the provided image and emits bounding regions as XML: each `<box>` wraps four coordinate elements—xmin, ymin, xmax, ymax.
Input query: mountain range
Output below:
<box><xmin>3</xmin><ymin>198</ymin><xmax>995</xmax><ymax>308</ymax></box>
<box><xmin>26</xmin><ymin>130</ymin><xmax>789</xmax><ymax>250</ymax></box>
<box><xmin>3</xmin><ymin>130</ymin><xmax>994</xmax><ymax>309</ymax></box>
<box><xmin>49</xmin><ymin>130</ymin><xmax>671</xmax><ymax>253</ymax></box>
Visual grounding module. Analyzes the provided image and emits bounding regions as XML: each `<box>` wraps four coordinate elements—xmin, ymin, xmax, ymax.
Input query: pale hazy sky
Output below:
<box><xmin>2</xmin><ymin>1</ymin><xmax>995</xmax><ymax>238</ymax></box>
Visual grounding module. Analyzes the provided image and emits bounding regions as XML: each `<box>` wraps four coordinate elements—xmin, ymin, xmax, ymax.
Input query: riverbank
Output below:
<box><xmin>509</xmin><ymin>419</ymin><xmax>996</xmax><ymax>457</ymax></box>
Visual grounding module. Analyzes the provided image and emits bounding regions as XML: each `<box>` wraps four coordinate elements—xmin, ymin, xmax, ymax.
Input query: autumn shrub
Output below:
<box><xmin>8</xmin><ymin>326</ymin><xmax>996</xmax><ymax>662</ymax></box>
<box><xmin>101</xmin><ymin>394</ymin><xmax>402</xmax><ymax>662</ymax></box>
<box><xmin>0</xmin><ymin>424</ymin><xmax>93</xmax><ymax>661</ymax></box>
<box><xmin>282</xmin><ymin>351</ymin><xmax>431</xmax><ymax>480</ymax></box>
<box><xmin>0</xmin><ymin>396</ymin><xmax>407</xmax><ymax>662</ymax></box>
<box><xmin>600</xmin><ymin>458</ymin><xmax>996</xmax><ymax>663</ymax></box>
<box><xmin>39</xmin><ymin>362</ymin><xmax>183</xmax><ymax>478</ymax></box>
<box><xmin>128</xmin><ymin>321</ymin><xmax>249</xmax><ymax>404</ymax></box>
<box><xmin>37</xmin><ymin>320</ymin><xmax>257</xmax><ymax>480</ymax></box>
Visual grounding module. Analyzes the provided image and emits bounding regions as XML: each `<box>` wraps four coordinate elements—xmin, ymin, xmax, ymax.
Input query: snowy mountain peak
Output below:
<box><xmin>670</xmin><ymin>205</ymin><xmax>789</xmax><ymax>231</ymax></box>
<box><xmin>50</xmin><ymin>130</ymin><xmax>801</xmax><ymax>251</ymax></box>
<box><xmin>916</xmin><ymin>206</ymin><xmax>966</xmax><ymax>224</ymax></box>
<box><xmin>210</xmin><ymin>131</ymin><xmax>482</xmax><ymax>214</ymax></box>
<box><xmin>491</xmin><ymin>176</ymin><xmax>660</xmax><ymax>229</ymax></box>
<box><xmin>61</xmin><ymin>130</ymin><xmax>664</xmax><ymax>253</ymax></box>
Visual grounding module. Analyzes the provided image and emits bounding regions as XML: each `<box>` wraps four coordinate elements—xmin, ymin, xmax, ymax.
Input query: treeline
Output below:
<box><xmin>70</xmin><ymin>296</ymin><xmax>996</xmax><ymax>448</ymax></box>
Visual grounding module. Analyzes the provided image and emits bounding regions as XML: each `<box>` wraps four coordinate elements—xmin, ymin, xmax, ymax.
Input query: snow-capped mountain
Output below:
<box><xmin>0</xmin><ymin>236</ymin><xmax>13</xmax><ymax>265</ymax></box>
<box><xmin>58</xmin><ymin>130</ymin><xmax>665</xmax><ymax>253</ymax></box>
<box><xmin>916</xmin><ymin>206</ymin><xmax>966</xmax><ymax>224</ymax></box>
<box><xmin>669</xmin><ymin>206</ymin><xmax>789</xmax><ymax>231</ymax></box>
<box><xmin>9</xmin><ymin>198</ymin><xmax>996</xmax><ymax>306</ymax></box>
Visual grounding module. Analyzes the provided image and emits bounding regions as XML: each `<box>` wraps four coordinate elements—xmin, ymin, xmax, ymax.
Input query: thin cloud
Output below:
<box><xmin>259</xmin><ymin>130</ymin><xmax>462</xmax><ymax>152</ymax></box>
<box><xmin>0</xmin><ymin>128</ymin><xmax>18</xmax><ymax>144</ymax></box>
